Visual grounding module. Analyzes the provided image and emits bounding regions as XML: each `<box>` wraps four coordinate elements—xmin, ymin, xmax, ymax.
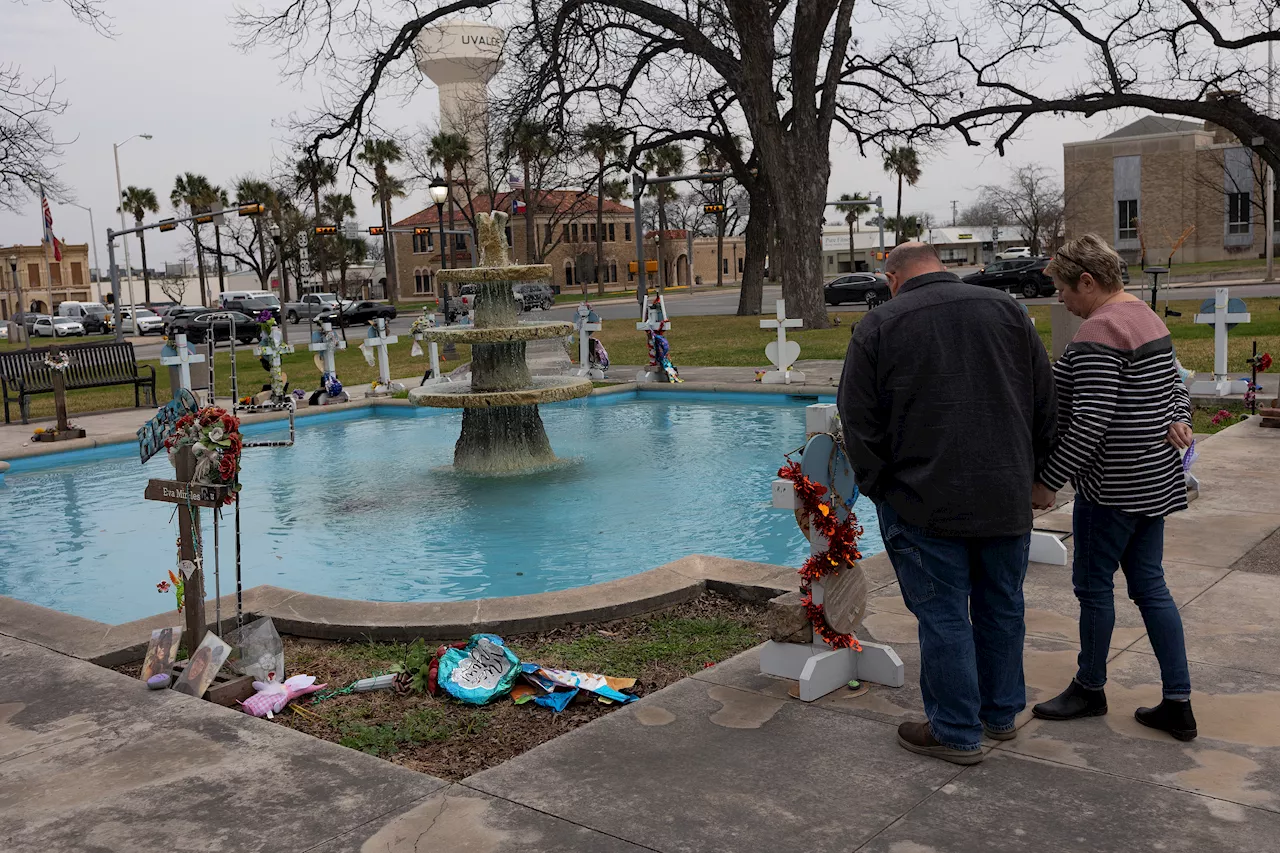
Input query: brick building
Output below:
<box><xmin>1064</xmin><ymin>114</ymin><xmax>1278</xmax><ymax>264</ymax></box>
<box><xmin>390</xmin><ymin>191</ymin><xmax>746</xmax><ymax>300</ymax></box>
<box><xmin>2</xmin><ymin>243</ymin><xmax>93</xmax><ymax>319</ymax></box>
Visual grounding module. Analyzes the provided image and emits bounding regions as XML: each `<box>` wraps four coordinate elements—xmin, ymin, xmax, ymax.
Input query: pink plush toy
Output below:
<box><xmin>239</xmin><ymin>675</ymin><xmax>326</xmax><ymax>718</ymax></box>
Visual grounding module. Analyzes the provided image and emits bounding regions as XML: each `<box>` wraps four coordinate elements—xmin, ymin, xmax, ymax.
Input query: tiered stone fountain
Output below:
<box><xmin>408</xmin><ymin>211</ymin><xmax>593</xmax><ymax>473</ymax></box>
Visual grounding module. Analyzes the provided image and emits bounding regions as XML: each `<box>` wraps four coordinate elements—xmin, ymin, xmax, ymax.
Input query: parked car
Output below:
<box><xmin>962</xmin><ymin>257</ymin><xmax>1055</xmax><ymax>298</ymax></box>
<box><xmin>823</xmin><ymin>273</ymin><xmax>891</xmax><ymax>307</ymax></box>
<box><xmin>117</xmin><ymin>307</ymin><xmax>166</xmax><ymax>335</ymax></box>
<box><xmin>56</xmin><ymin>301</ymin><xmax>110</xmax><ymax>334</ymax></box>
<box><xmin>168</xmin><ymin>311</ymin><xmax>261</xmax><ymax>345</ymax></box>
<box><xmin>284</xmin><ymin>292</ymin><xmax>339</xmax><ymax>324</ymax></box>
<box><xmin>162</xmin><ymin>306</ymin><xmax>213</xmax><ymax>337</ymax></box>
<box><xmin>996</xmin><ymin>246</ymin><xmax>1032</xmax><ymax>261</ymax></box>
<box><xmin>220</xmin><ymin>290</ymin><xmax>280</xmax><ymax>309</ymax></box>
<box><xmin>12</xmin><ymin>311</ymin><xmax>44</xmax><ymax>334</ymax></box>
<box><xmin>313</xmin><ymin>300</ymin><xmax>397</xmax><ymax>327</ymax></box>
<box><xmin>514</xmin><ymin>283</ymin><xmax>555</xmax><ymax>311</ymax></box>
<box><xmin>223</xmin><ymin>297</ymin><xmax>281</xmax><ymax>323</ymax></box>
<box><xmin>33</xmin><ymin>316</ymin><xmax>85</xmax><ymax>337</ymax></box>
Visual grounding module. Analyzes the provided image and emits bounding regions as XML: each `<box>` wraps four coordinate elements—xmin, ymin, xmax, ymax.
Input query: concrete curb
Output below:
<box><xmin>0</xmin><ymin>555</ymin><xmax>797</xmax><ymax>666</ymax></box>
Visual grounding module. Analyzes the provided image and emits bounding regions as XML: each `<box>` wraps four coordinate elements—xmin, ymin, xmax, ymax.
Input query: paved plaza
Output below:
<box><xmin>1</xmin><ymin>412</ymin><xmax>1278</xmax><ymax>852</ymax></box>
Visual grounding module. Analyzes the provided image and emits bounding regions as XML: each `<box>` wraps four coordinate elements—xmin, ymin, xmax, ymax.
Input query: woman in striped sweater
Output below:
<box><xmin>1030</xmin><ymin>234</ymin><xmax>1197</xmax><ymax>741</ymax></box>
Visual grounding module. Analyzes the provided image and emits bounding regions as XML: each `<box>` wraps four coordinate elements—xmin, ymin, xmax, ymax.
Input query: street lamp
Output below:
<box><xmin>429</xmin><ymin>175</ymin><xmax>451</xmax><ymax>322</ymax></box>
<box><xmin>8</xmin><ymin>254</ymin><xmax>28</xmax><ymax>349</ymax></box>
<box><xmin>113</xmin><ymin>133</ymin><xmax>153</xmax><ymax>325</ymax></box>
<box><xmin>65</xmin><ymin>202</ymin><xmax>102</xmax><ymax>299</ymax></box>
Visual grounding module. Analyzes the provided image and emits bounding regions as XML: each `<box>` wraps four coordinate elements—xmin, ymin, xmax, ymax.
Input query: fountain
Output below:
<box><xmin>408</xmin><ymin>211</ymin><xmax>593</xmax><ymax>473</ymax></box>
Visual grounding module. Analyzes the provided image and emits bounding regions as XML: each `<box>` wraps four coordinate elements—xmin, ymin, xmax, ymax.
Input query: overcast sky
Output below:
<box><xmin>1</xmin><ymin>0</ymin><xmax>1149</xmax><ymax>267</ymax></box>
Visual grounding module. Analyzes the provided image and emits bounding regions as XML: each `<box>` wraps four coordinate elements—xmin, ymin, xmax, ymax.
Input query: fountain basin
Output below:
<box><xmin>415</xmin><ymin>321</ymin><xmax>575</xmax><ymax>344</ymax></box>
<box><xmin>409</xmin><ymin>375</ymin><xmax>593</xmax><ymax>408</ymax></box>
<box><xmin>437</xmin><ymin>264</ymin><xmax>552</xmax><ymax>284</ymax></box>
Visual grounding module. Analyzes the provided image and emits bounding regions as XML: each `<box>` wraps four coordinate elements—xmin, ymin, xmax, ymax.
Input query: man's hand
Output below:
<box><xmin>1166</xmin><ymin>421</ymin><xmax>1194</xmax><ymax>450</ymax></box>
<box><xmin>1032</xmin><ymin>482</ymin><xmax>1057</xmax><ymax>510</ymax></box>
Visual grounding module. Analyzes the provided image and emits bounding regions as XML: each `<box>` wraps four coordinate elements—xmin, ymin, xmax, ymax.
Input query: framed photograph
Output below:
<box><xmin>140</xmin><ymin>626</ymin><xmax>183</xmax><ymax>681</ymax></box>
<box><xmin>173</xmin><ymin>632</ymin><xmax>232</xmax><ymax>699</ymax></box>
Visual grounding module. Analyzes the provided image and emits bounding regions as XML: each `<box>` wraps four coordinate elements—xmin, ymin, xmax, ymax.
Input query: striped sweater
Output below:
<box><xmin>1039</xmin><ymin>300</ymin><xmax>1190</xmax><ymax>517</ymax></box>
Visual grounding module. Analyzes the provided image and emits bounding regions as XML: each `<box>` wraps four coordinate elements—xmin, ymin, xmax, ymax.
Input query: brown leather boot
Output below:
<box><xmin>896</xmin><ymin>721</ymin><xmax>985</xmax><ymax>765</ymax></box>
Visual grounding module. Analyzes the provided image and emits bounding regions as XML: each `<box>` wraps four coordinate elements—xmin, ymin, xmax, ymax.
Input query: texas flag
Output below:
<box><xmin>512</xmin><ymin>197</ymin><xmax>526</xmax><ymax>214</ymax></box>
<box><xmin>40</xmin><ymin>185</ymin><xmax>62</xmax><ymax>262</ymax></box>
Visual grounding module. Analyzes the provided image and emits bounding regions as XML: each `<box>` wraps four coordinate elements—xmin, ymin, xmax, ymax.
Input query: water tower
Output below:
<box><xmin>415</xmin><ymin>23</ymin><xmax>504</xmax><ymax>147</ymax></box>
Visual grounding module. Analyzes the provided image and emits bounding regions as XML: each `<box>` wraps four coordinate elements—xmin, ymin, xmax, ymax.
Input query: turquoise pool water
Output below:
<box><xmin>0</xmin><ymin>393</ymin><xmax>883</xmax><ymax>624</ymax></box>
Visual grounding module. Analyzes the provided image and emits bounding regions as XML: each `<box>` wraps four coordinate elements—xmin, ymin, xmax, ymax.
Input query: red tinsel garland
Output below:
<box><xmin>778</xmin><ymin>461</ymin><xmax>864</xmax><ymax>652</ymax></box>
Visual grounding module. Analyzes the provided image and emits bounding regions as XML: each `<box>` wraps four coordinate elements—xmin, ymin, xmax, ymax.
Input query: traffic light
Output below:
<box><xmin>314</xmin><ymin>225</ymin><xmax>338</xmax><ymax>236</ymax></box>
<box><xmin>237</xmin><ymin>202</ymin><xmax>264</xmax><ymax>217</ymax></box>
<box><xmin>699</xmin><ymin>171</ymin><xmax>726</xmax><ymax>184</ymax></box>
<box><xmin>703</xmin><ymin>204</ymin><xmax>725</xmax><ymax>214</ymax></box>
<box><xmin>158</xmin><ymin>218</ymin><xmax>177</xmax><ymax>233</ymax></box>
<box><xmin>194</xmin><ymin>213</ymin><xmax>214</xmax><ymax>225</ymax></box>
<box><xmin>413</xmin><ymin>227</ymin><xmax>432</xmax><ymax>235</ymax></box>
<box><xmin>368</xmin><ymin>226</ymin><xmax>385</xmax><ymax>236</ymax></box>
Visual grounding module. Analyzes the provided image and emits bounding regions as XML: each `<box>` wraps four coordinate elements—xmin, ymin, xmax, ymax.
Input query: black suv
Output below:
<box><xmin>824</xmin><ymin>272</ymin><xmax>891</xmax><ymax>307</ymax></box>
<box><xmin>224</xmin><ymin>297</ymin><xmax>281</xmax><ymax>322</ymax></box>
<box><xmin>962</xmin><ymin>258</ymin><xmax>1054</xmax><ymax>298</ymax></box>
<box><xmin>514</xmin><ymin>283</ymin><xmax>555</xmax><ymax>311</ymax></box>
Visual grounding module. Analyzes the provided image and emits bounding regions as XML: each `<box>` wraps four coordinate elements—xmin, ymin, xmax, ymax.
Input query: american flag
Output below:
<box><xmin>508</xmin><ymin>173</ymin><xmax>524</xmax><ymax>190</ymax></box>
<box><xmin>40</xmin><ymin>185</ymin><xmax>62</xmax><ymax>262</ymax></box>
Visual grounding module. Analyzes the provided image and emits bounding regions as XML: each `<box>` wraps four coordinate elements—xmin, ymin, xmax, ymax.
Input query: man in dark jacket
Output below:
<box><xmin>838</xmin><ymin>242</ymin><xmax>1056</xmax><ymax>765</ymax></box>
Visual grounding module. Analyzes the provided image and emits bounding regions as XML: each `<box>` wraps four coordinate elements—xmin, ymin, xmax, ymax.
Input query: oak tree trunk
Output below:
<box><xmin>737</xmin><ymin>188</ymin><xmax>769</xmax><ymax>316</ymax></box>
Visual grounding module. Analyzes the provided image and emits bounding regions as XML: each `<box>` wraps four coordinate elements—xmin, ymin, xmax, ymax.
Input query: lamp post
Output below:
<box><xmin>113</xmin><ymin>133</ymin><xmax>153</xmax><ymax>327</ymax></box>
<box><xmin>8</xmin><ymin>255</ymin><xmax>28</xmax><ymax>349</ymax></box>
<box><xmin>269</xmin><ymin>222</ymin><xmax>290</xmax><ymax>346</ymax></box>
<box><xmin>429</xmin><ymin>175</ymin><xmax>451</xmax><ymax>321</ymax></box>
<box><xmin>65</xmin><ymin>202</ymin><xmax>102</xmax><ymax>299</ymax></box>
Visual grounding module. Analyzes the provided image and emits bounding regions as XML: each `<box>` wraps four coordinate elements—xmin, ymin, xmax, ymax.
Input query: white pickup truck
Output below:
<box><xmin>284</xmin><ymin>293</ymin><xmax>340</xmax><ymax>324</ymax></box>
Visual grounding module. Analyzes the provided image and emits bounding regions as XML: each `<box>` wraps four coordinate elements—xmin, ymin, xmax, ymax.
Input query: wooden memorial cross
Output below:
<box><xmin>363</xmin><ymin>317</ymin><xmax>401</xmax><ymax>396</ymax></box>
<box><xmin>34</xmin><ymin>343</ymin><xmax>86</xmax><ymax>441</ymax></box>
<box><xmin>1189</xmin><ymin>288</ymin><xmax>1251</xmax><ymax>396</ymax></box>
<box><xmin>759</xmin><ymin>299</ymin><xmax>805</xmax><ymax>385</ymax></box>
<box><xmin>574</xmin><ymin>303</ymin><xmax>604</xmax><ymax>380</ymax></box>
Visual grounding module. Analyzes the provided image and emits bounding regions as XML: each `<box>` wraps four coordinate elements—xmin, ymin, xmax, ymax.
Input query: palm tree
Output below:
<box><xmin>171</xmin><ymin>172</ymin><xmax>220</xmax><ymax>305</ymax></box>
<box><xmin>641</xmin><ymin>144</ymin><xmax>684</xmax><ymax>290</ymax></box>
<box><xmin>882</xmin><ymin>146</ymin><xmax>921</xmax><ymax>246</ymax></box>
<box><xmin>118</xmin><ymin>186</ymin><xmax>159</xmax><ymax>307</ymax></box>
<box><xmin>358</xmin><ymin>138</ymin><xmax>406</xmax><ymax>304</ymax></box>
<box><xmin>294</xmin><ymin>153</ymin><xmax>338</xmax><ymax>288</ymax></box>
<box><xmin>504</xmin><ymin>121</ymin><xmax>552</xmax><ymax>262</ymax></box>
<box><xmin>234</xmin><ymin>177</ymin><xmax>280</xmax><ymax>292</ymax></box>
<box><xmin>321</xmin><ymin>193</ymin><xmax>359</xmax><ymax>300</ymax></box>
<box><xmin>580</xmin><ymin>122</ymin><xmax>628</xmax><ymax>296</ymax></box>
<box><xmin>834</xmin><ymin>192</ymin><xmax>872</xmax><ymax>272</ymax></box>
<box><xmin>426</xmin><ymin>132</ymin><xmax>471</xmax><ymax>266</ymax></box>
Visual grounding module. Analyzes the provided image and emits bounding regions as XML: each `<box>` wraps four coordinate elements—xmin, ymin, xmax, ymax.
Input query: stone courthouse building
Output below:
<box><xmin>1064</xmin><ymin>112</ymin><xmax>1277</xmax><ymax>264</ymax></box>
<box><xmin>390</xmin><ymin>191</ymin><xmax>745</xmax><ymax>301</ymax></box>
<box><xmin>2</xmin><ymin>243</ymin><xmax>93</xmax><ymax>320</ymax></box>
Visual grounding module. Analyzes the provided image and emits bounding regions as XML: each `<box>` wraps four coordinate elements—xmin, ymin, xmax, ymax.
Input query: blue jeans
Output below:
<box><xmin>1072</xmin><ymin>498</ymin><xmax>1191</xmax><ymax>700</ymax></box>
<box><xmin>878</xmin><ymin>502</ymin><xmax>1030</xmax><ymax>751</ymax></box>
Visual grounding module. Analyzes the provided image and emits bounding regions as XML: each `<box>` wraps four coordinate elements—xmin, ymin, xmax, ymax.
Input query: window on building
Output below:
<box><xmin>608</xmin><ymin>223</ymin><xmax>616</xmax><ymax>242</ymax></box>
<box><xmin>413</xmin><ymin>232</ymin><xmax>434</xmax><ymax>253</ymax></box>
<box><xmin>588</xmin><ymin>223</ymin><xmax>597</xmax><ymax>243</ymax></box>
<box><xmin>723</xmin><ymin>258</ymin><xmax>729</xmax><ymax>274</ymax></box>
<box><xmin>49</xmin><ymin>263</ymin><xmax>62</xmax><ymax>287</ymax></box>
<box><xmin>571</xmin><ymin>223</ymin><xmax>579</xmax><ymax>243</ymax></box>
<box><xmin>624</xmin><ymin>223</ymin><xmax>632</xmax><ymax>242</ymax></box>
<box><xmin>27</xmin><ymin>263</ymin><xmax>40</xmax><ymax>287</ymax></box>
<box><xmin>70</xmin><ymin>262</ymin><xmax>83</xmax><ymax>286</ymax></box>
<box><xmin>562</xmin><ymin>224</ymin><xmax>569</xmax><ymax>243</ymax></box>
<box><xmin>453</xmin><ymin>233</ymin><xmax>467</xmax><ymax>251</ymax></box>
<box><xmin>545</xmin><ymin>225</ymin><xmax>554</xmax><ymax>246</ymax></box>
<box><xmin>565</xmin><ymin>263</ymin><xmax>574</xmax><ymax>287</ymax></box>
<box><xmin>1117</xmin><ymin>200</ymin><xmax>1139</xmax><ymax>241</ymax></box>
<box><xmin>737</xmin><ymin>257</ymin><xmax>744</xmax><ymax>273</ymax></box>
<box><xmin>414</xmin><ymin>271</ymin><xmax>431</xmax><ymax>294</ymax></box>
<box><xmin>1228</xmin><ymin>192</ymin><xmax>1251</xmax><ymax>235</ymax></box>
<box><xmin>610</xmin><ymin>261</ymin><xmax>618</xmax><ymax>282</ymax></box>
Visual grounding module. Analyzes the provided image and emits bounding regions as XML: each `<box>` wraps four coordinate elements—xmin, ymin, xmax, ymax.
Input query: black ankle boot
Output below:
<box><xmin>1135</xmin><ymin>699</ymin><xmax>1198</xmax><ymax>741</ymax></box>
<box><xmin>1032</xmin><ymin>681</ymin><xmax>1108</xmax><ymax>721</ymax></box>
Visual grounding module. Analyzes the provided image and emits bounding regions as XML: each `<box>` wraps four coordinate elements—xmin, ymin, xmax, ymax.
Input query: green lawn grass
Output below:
<box><xmin>1126</xmin><ymin>257</ymin><xmax>1270</xmax><ymax>280</ymax></box>
<box><xmin>1</xmin><ymin>333</ymin><xmax>116</xmax><ymax>352</ymax></box>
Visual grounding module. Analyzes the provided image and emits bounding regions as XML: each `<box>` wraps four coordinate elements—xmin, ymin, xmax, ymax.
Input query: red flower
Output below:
<box><xmin>1259</xmin><ymin>353</ymin><xmax>1273</xmax><ymax>373</ymax></box>
<box><xmin>156</xmin><ymin>581</ymin><xmax>170</xmax><ymax>593</ymax></box>
<box><xmin>218</xmin><ymin>453</ymin><xmax>237</xmax><ymax>481</ymax></box>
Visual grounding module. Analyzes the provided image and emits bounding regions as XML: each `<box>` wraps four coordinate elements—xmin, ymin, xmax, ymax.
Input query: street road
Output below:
<box><xmin>126</xmin><ymin>276</ymin><xmax>1280</xmax><ymax>361</ymax></box>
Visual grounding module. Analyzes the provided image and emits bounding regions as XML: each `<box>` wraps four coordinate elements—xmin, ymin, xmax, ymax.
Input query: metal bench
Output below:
<box><xmin>1</xmin><ymin>341</ymin><xmax>156</xmax><ymax>424</ymax></box>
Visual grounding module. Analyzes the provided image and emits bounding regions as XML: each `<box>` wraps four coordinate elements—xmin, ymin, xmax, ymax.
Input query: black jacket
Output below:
<box><xmin>837</xmin><ymin>271</ymin><xmax>1057</xmax><ymax>538</ymax></box>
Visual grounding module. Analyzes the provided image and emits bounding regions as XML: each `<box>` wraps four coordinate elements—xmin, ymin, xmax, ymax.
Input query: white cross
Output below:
<box><xmin>160</xmin><ymin>333</ymin><xmax>206</xmax><ymax>393</ymax></box>
<box><xmin>635</xmin><ymin>295</ymin><xmax>671</xmax><ymax>382</ymax></box>
<box><xmin>253</xmin><ymin>326</ymin><xmax>295</xmax><ymax>396</ymax></box>
<box><xmin>308</xmin><ymin>321</ymin><xmax>346</xmax><ymax>375</ymax></box>
<box><xmin>759</xmin><ymin>299</ymin><xmax>805</xmax><ymax>384</ymax></box>
<box><xmin>1190</xmin><ymin>287</ymin><xmax>1251</xmax><ymax>396</ymax></box>
<box><xmin>364</xmin><ymin>317</ymin><xmax>399</xmax><ymax>389</ymax></box>
<box><xmin>575</xmin><ymin>303</ymin><xmax>604</xmax><ymax>379</ymax></box>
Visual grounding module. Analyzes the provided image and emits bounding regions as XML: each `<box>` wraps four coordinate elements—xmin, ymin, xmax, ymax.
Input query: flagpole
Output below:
<box><xmin>38</xmin><ymin>186</ymin><xmax>55</xmax><ymax>318</ymax></box>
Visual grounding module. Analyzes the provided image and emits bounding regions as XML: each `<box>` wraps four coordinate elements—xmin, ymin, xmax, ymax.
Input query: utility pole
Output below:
<box><xmin>876</xmin><ymin>195</ymin><xmax>886</xmax><ymax>272</ymax></box>
<box><xmin>1267</xmin><ymin>8</ymin><xmax>1276</xmax><ymax>282</ymax></box>
<box><xmin>950</xmin><ymin>200</ymin><xmax>958</xmax><ymax>227</ymax></box>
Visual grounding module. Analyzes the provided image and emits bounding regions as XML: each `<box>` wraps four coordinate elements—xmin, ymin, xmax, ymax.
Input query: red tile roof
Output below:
<box><xmin>393</xmin><ymin>190</ymin><xmax>633</xmax><ymax>227</ymax></box>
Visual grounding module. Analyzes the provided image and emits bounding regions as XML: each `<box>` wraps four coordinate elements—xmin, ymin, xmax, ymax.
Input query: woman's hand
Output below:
<box><xmin>1166</xmin><ymin>422</ymin><xmax>1194</xmax><ymax>450</ymax></box>
<box><xmin>1032</xmin><ymin>482</ymin><xmax>1057</xmax><ymax>510</ymax></box>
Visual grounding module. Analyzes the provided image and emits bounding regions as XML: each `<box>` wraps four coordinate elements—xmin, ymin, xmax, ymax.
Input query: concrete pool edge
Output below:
<box><xmin>0</xmin><ymin>554</ymin><xmax>804</xmax><ymax>667</ymax></box>
<box><xmin>0</xmin><ymin>381</ymin><xmax>833</xmax><ymax>465</ymax></box>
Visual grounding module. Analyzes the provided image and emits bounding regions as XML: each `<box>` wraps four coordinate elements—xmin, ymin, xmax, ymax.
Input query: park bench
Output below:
<box><xmin>1</xmin><ymin>341</ymin><xmax>156</xmax><ymax>424</ymax></box>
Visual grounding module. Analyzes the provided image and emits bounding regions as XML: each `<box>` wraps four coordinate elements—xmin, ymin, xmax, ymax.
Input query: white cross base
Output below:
<box><xmin>1189</xmin><ymin>287</ymin><xmax>1251</xmax><ymax>396</ymax></box>
<box><xmin>636</xmin><ymin>295</ymin><xmax>670</xmax><ymax>383</ymax></box>
<box><xmin>759</xmin><ymin>404</ymin><xmax>903</xmax><ymax>701</ymax></box>
<box><xmin>759</xmin><ymin>299</ymin><xmax>805</xmax><ymax>385</ymax></box>
<box><xmin>160</xmin><ymin>333</ymin><xmax>206</xmax><ymax>395</ymax></box>
<box><xmin>574</xmin><ymin>304</ymin><xmax>605</xmax><ymax>379</ymax></box>
<box><xmin>308</xmin><ymin>321</ymin><xmax>349</xmax><ymax>404</ymax></box>
<box><xmin>363</xmin><ymin>317</ymin><xmax>403</xmax><ymax>397</ymax></box>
